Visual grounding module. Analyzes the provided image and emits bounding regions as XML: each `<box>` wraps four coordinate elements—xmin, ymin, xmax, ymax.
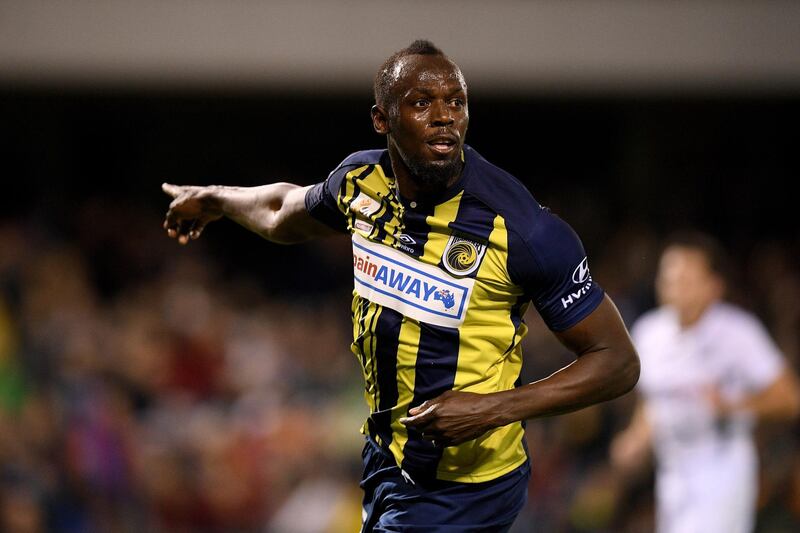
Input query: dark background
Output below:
<box><xmin>3</xmin><ymin>90</ymin><xmax>798</xmax><ymax>292</ymax></box>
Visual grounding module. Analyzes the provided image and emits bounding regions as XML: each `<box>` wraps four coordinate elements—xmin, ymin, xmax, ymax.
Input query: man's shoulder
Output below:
<box><xmin>331</xmin><ymin>149</ymin><xmax>388</xmax><ymax>174</ymax></box>
<box><xmin>462</xmin><ymin>146</ymin><xmax>542</xmax><ymax>230</ymax></box>
<box><xmin>322</xmin><ymin>149</ymin><xmax>390</xmax><ymax>195</ymax></box>
<box><xmin>705</xmin><ymin>302</ymin><xmax>767</xmax><ymax>337</ymax></box>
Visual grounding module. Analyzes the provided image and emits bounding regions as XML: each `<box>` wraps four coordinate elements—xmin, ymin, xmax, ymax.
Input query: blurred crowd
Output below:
<box><xmin>1</xmin><ymin>208</ymin><xmax>799</xmax><ymax>532</ymax></box>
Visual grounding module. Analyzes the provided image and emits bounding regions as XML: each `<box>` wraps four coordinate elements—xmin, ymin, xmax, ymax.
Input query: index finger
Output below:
<box><xmin>162</xmin><ymin>182</ymin><xmax>183</xmax><ymax>198</ymax></box>
<box><xmin>399</xmin><ymin>403</ymin><xmax>437</xmax><ymax>428</ymax></box>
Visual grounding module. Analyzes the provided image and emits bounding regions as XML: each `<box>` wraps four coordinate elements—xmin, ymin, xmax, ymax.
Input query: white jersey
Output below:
<box><xmin>632</xmin><ymin>302</ymin><xmax>784</xmax><ymax>533</ymax></box>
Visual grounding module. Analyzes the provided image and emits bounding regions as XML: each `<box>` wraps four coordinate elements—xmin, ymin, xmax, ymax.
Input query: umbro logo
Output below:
<box><xmin>397</xmin><ymin>234</ymin><xmax>416</xmax><ymax>245</ymax></box>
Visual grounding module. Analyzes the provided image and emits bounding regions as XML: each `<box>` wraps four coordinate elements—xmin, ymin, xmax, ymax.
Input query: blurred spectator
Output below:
<box><xmin>611</xmin><ymin>232</ymin><xmax>800</xmax><ymax>533</ymax></box>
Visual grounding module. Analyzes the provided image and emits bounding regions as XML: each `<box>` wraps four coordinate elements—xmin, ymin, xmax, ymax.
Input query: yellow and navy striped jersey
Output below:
<box><xmin>305</xmin><ymin>146</ymin><xmax>604</xmax><ymax>483</ymax></box>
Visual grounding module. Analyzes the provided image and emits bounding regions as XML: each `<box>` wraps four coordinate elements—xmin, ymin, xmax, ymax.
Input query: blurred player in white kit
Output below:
<box><xmin>612</xmin><ymin>232</ymin><xmax>800</xmax><ymax>533</ymax></box>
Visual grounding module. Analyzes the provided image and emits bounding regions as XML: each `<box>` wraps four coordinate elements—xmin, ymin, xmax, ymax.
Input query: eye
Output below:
<box><xmin>412</xmin><ymin>99</ymin><xmax>430</xmax><ymax>108</ymax></box>
<box><xmin>449</xmin><ymin>98</ymin><xmax>465</xmax><ymax>108</ymax></box>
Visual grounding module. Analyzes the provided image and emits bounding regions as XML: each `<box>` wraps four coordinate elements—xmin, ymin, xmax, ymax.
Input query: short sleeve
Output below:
<box><xmin>509</xmin><ymin>208</ymin><xmax>604</xmax><ymax>331</ymax></box>
<box><xmin>304</xmin><ymin>161</ymin><xmax>350</xmax><ymax>233</ymax></box>
<box><xmin>630</xmin><ymin>318</ymin><xmax>650</xmax><ymax>349</ymax></box>
<box><xmin>729</xmin><ymin>317</ymin><xmax>785</xmax><ymax>392</ymax></box>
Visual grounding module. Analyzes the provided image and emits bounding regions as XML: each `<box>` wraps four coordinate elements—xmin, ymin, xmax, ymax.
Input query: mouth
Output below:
<box><xmin>425</xmin><ymin>134</ymin><xmax>458</xmax><ymax>155</ymax></box>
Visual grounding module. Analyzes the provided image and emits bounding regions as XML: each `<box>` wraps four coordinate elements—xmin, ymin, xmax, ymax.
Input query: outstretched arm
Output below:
<box><xmin>162</xmin><ymin>182</ymin><xmax>336</xmax><ymax>245</ymax></box>
<box><xmin>401</xmin><ymin>295</ymin><xmax>640</xmax><ymax>446</ymax></box>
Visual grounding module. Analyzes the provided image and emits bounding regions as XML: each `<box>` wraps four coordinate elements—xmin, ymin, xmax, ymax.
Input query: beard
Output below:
<box><xmin>401</xmin><ymin>153</ymin><xmax>463</xmax><ymax>194</ymax></box>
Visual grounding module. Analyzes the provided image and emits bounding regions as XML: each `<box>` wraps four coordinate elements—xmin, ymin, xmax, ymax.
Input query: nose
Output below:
<box><xmin>430</xmin><ymin>100</ymin><xmax>454</xmax><ymax>127</ymax></box>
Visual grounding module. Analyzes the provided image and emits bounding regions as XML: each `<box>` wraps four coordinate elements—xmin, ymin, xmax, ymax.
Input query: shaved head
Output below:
<box><xmin>374</xmin><ymin>40</ymin><xmax>466</xmax><ymax>115</ymax></box>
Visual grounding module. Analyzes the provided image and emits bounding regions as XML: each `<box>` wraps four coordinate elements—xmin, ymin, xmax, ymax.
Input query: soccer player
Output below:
<box><xmin>611</xmin><ymin>233</ymin><xmax>800</xmax><ymax>533</ymax></box>
<box><xmin>163</xmin><ymin>40</ymin><xmax>640</xmax><ymax>532</ymax></box>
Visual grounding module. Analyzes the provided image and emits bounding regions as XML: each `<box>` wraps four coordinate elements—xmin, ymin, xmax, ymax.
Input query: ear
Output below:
<box><xmin>371</xmin><ymin>105</ymin><xmax>390</xmax><ymax>135</ymax></box>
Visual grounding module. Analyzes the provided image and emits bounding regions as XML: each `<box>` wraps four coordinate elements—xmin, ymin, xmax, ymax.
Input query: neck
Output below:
<box><xmin>677</xmin><ymin>300</ymin><xmax>716</xmax><ymax>328</ymax></box>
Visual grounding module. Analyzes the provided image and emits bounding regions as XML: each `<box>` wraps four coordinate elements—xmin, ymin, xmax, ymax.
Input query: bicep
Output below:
<box><xmin>271</xmin><ymin>185</ymin><xmax>340</xmax><ymax>243</ymax></box>
<box><xmin>553</xmin><ymin>294</ymin><xmax>641</xmax><ymax>396</ymax></box>
<box><xmin>554</xmin><ymin>294</ymin><xmax>635</xmax><ymax>358</ymax></box>
<box><xmin>730</xmin><ymin>319</ymin><xmax>786</xmax><ymax>391</ymax></box>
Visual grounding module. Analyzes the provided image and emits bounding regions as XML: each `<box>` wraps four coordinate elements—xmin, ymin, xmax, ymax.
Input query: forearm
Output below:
<box><xmin>610</xmin><ymin>402</ymin><xmax>653</xmax><ymax>475</ymax></box>
<box><xmin>400</xmin><ymin>344</ymin><xmax>639</xmax><ymax>446</ymax></box>
<box><xmin>495</xmin><ymin>346</ymin><xmax>640</xmax><ymax>424</ymax></box>
<box><xmin>496</xmin><ymin>296</ymin><xmax>640</xmax><ymax>424</ymax></box>
<box><xmin>399</xmin><ymin>296</ymin><xmax>640</xmax><ymax>446</ymax></box>
<box><xmin>214</xmin><ymin>183</ymin><xmax>316</xmax><ymax>243</ymax></box>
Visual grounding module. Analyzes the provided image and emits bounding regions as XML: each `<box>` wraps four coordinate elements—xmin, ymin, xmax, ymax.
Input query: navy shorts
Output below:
<box><xmin>359</xmin><ymin>437</ymin><xmax>530</xmax><ymax>532</ymax></box>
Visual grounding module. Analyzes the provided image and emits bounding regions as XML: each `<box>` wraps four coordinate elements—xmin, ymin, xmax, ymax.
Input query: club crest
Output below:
<box><xmin>441</xmin><ymin>234</ymin><xmax>487</xmax><ymax>276</ymax></box>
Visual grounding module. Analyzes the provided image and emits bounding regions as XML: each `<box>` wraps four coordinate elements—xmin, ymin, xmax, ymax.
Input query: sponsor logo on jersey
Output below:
<box><xmin>562</xmin><ymin>257</ymin><xmax>593</xmax><ymax>308</ymax></box>
<box><xmin>350</xmin><ymin>192</ymin><xmax>382</xmax><ymax>217</ymax></box>
<box><xmin>352</xmin><ymin>233</ymin><xmax>473</xmax><ymax>328</ymax></box>
<box><xmin>354</xmin><ymin>220</ymin><xmax>373</xmax><ymax>234</ymax></box>
<box><xmin>572</xmin><ymin>257</ymin><xmax>590</xmax><ymax>284</ymax></box>
<box><xmin>350</xmin><ymin>193</ymin><xmax>381</xmax><ymax>236</ymax></box>
<box><xmin>441</xmin><ymin>234</ymin><xmax>487</xmax><ymax>277</ymax></box>
<box><xmin>561</xmin><ymin>277</ymin><xmax>594</xmax><ymax>309</ymax></box>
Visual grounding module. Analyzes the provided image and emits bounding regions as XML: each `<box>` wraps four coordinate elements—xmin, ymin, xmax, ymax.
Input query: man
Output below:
<box><xmin>163</xmin><ymin>40</ymin><xmax>639</xmax><ymax>532</ymax></box>
<box><xmin>612</xmin><ymin>233</ymin><xmax>800</xmax><ymax>533</ymax></box>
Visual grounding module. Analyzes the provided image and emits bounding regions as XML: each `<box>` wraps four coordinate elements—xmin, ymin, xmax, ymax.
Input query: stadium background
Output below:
<box><xmin>1</xmin><ymin>1</ymin><xmax>799</xmax><ymax>531</ymax></box>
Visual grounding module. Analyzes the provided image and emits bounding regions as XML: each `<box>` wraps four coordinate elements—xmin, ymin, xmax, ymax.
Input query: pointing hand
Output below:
<box><xmin>162</xmin><ymin>183</ymin><xmax>224</xmax><ymax>245</ymax></box>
